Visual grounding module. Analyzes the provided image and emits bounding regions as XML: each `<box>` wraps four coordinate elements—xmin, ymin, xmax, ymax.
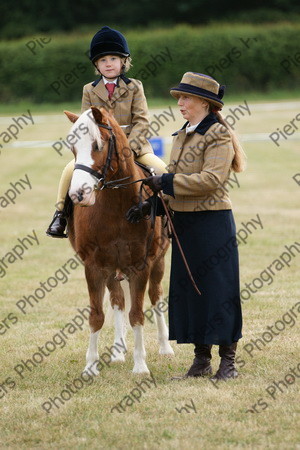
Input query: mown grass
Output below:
<box><xmin>1</xmin><ymin>89</ymin><xmax>300</xmax><ymax>114</ymax></box>
<box><xmin>0</xmin><ymin>100</ymin><xmax>299</xmax><ymax>449</ymax></box>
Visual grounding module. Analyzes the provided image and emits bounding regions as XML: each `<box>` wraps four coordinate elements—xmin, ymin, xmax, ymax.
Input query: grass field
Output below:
<box><xmin>0</xmin><ymin>98</ymin><xmax>300</xmax><ymax>449</ymax></box>
<box><xmin>1</xmin><ymin>89</ymin><xmax>300</xmax><ymax>114</ymax></box>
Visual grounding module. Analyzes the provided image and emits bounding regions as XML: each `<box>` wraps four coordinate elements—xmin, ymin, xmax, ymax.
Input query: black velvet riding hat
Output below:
<box><xmin>89</xmin><ymin>26</ymin><xmax>130</xmax><ymax>63</ymax></box>
<box><xmin>170</xmin><ymin>72</ymin><xmax>225</xmax><ymax>109</ymax></box>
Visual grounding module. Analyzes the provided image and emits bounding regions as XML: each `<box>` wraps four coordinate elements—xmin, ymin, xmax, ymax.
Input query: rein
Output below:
<box><xmin>133</xmin><ymin>181</ymin><xmax>201</xmax><ymax>296</ymax></box>
<box><xmin>158</xmin><ymin>192</ymin><xmax>201</xmax><ymax>297</ymax></box>
<box><xmin>73</xmin><ymin>121</ymin><xmax>201</xmax><ymax>296</ymax></box>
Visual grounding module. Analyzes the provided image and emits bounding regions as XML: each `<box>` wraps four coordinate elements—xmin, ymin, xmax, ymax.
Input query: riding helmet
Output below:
<box><xmin>89</xmin><ymin>26</ymin><xmax>130</xmax><ymax>63</ymax></box>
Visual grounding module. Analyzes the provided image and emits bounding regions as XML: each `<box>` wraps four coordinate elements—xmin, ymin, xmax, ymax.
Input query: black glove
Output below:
<box><xmin>143</xmin><ymin>175</ymin><xmax>162</xmax><ymax>193</ymax></box>
<box><xmin>126</xmin><ymin>201</ymin><xmax>151</xmax><ymax>224</ymax></box>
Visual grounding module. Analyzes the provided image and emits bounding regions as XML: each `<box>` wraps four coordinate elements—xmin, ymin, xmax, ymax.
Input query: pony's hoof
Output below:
<box><xmin>159</xmin><ymin>344</ymin><xmax>175</xmax><ymax>355</ymax></box>
<box><xmin>111</xmin><ymin>353</ymin><xmax>126</xmax><ymax>363</ymax></box>
<box><xmin>84</xmin><ymin>363</ymin><xmax>100</xmax><ymax>376</ymax></box>
<box><xmin>132</xmin><ymin>363</ymin><xmax>150</xmax><ymax>374</ymax></box>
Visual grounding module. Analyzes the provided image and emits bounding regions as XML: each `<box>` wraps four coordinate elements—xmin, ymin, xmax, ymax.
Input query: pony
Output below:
<box><xmin>64</xmin><ymin>106</ymin><xmax>174</xmax><ymax>374</ymax></box>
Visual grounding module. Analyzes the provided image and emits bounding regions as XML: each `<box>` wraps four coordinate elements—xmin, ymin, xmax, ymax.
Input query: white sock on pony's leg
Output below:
<box><xmin>132</xmin><ymin>325</ymin><xmax>150</xmax><ymax>374</ymax></box>
<box><xmin>155</xmin><ymin>308</ymin><xmax>174</xmax><ymax>355</ymax></box>
<box><xmin>111</xmin><ymin>306</ymin><xmax>127</xmax><ymax>362</ymax></box>
<box><xmin>85</xmin><ymin>330</ymin><xmax>100</xmax><ymax>375</ymax></box>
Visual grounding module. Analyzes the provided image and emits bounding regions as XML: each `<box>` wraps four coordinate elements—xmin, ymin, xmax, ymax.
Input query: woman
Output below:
<box><xmin>126</xmin><ymin>72</ymin><xmax>246</xmax><ymax>381</ymax></box>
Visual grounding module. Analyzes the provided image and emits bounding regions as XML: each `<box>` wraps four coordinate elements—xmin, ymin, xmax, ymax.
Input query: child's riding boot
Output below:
<box><xmin>46</xmin><ymin>195</ymin><xmax>72</xmax><ymax>238</ymax></box>
<box><xmin>46</xmin><ymin>211</ymin><xmax>68</xmax><ymax>238</ymax></box>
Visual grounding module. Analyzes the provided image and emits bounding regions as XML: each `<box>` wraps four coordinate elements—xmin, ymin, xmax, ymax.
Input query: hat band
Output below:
<box><xmin>173</xmin><ymin>83</ymin><xmax>223</xmax><ymax>105</ymax></box>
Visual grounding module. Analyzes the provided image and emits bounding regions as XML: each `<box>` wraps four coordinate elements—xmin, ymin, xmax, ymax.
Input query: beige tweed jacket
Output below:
<box><xmin>165</xmin><ymin>113</ymin><xmax>234</xmax><ymax>212</ymax></box>
<box><xmin>81</xmin><ymin>75</ymin><xmax>153</xmax><ymax>157</ymax></box>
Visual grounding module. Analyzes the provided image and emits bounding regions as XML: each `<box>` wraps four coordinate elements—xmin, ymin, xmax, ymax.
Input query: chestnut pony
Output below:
<box><xmin>64</xmin><ymin>106</ymin><xmax>173</xmax><ymax>374</ymax></box>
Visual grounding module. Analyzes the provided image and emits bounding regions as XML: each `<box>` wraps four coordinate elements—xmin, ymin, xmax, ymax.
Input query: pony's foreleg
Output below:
<box><xmin>84</xmin><ymin>265</ymin><xmax>107</xmax><ymax>375</ymax></box>
<box><xmin>107</xmin><ymin>276</ymin><xmax>128</xmax><ymax>363</ymax></box>
<box><xmin>149</xmin><ymin>258</ymin><xmax>174</xmax><ymax>356</ymax></box>
<box><xmin>129</xmin><ymin>275</ymin><xmax>150</xmax><ymax>374</ymax></box>
<box><xmin>85</xmin><ymin>330</ymin><xmax>100</xmax><ymax>375</ymax></box>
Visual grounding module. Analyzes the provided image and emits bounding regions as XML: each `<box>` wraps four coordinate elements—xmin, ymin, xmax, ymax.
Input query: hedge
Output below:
<box><xmin>0</xmin><ymin>24</ymin><xmax>299</xmax><ymax>103</ymax></box>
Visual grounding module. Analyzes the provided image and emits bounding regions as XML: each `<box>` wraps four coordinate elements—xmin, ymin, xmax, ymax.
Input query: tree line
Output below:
<box><xmin>1</xmin><ymin>0</ymin><xmax>300</xmax><ymax>39</ymax></box>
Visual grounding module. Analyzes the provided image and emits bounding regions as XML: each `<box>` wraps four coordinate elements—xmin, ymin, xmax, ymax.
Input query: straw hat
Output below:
<box><xmin>170</xmin><ymin>72</ymin><xmax>225</xmax><ymax>109</ymax></box>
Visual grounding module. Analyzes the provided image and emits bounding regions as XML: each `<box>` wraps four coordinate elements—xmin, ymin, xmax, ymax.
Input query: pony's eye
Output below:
<box><xmin>92</xmin><ymin>142</ymin><xmax>99</xmax><ymax>151</ymax></box>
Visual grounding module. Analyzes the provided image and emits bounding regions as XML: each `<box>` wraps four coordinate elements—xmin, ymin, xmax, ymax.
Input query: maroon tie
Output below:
<box><xmin>105</xmin><ymin>82</ymin><xmax>115</xmax><ymax>100</ymax></box>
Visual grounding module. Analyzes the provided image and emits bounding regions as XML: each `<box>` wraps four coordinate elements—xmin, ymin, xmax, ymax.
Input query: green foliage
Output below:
<box><xmin>1</xmin><ymin>0</ymin><xmax>300</xmax><ymax>39</ymax></box>
<box><xmin>1</xmin><ymin>24</ymin><xmax>299</xmax><ymax>103</ymax></box>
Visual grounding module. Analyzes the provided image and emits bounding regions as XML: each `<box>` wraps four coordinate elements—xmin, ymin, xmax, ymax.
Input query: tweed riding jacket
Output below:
<box><xmin>81</xmin><ymin>74</ymin><xmax>153</xmax><ymax>157</ymax></box>
<box><xmin>161</xmin><ymin>113</ymin><xmax>234</xmax><ymax>212</ymax></box>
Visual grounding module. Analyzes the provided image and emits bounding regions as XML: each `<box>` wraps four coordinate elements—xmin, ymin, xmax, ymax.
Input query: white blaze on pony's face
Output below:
<box><xmin>65</xmin><ymin>108</ymin><xmax>104</xmax><ymax>206</ymax></box>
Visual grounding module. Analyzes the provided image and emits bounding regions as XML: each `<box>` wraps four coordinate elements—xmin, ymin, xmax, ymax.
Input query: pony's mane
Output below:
<box><xmin>99</xmin><ymin>108</ymin><xmax>136</xmax><ymax>172</ymax></box>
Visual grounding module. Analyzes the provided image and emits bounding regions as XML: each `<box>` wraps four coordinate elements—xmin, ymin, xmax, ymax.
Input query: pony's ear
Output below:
<box><xmin>64</xmin><ymin>111</ymin><xmax>79</xmax><ymax>123</ymax></box>
<box><xmin>91</xmin><ymin>106</ymin><xmax>104</xmax><ymax>124</ymax></box>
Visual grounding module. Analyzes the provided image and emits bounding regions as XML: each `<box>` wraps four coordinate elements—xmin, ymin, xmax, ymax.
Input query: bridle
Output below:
<box><xmin>74</xmin><ymin>121</ymin><xmax>152</xmax><ymax>191</ymax></box>
<box><xmin>74</xmin><ymin>122</ymin><xmax>129</xmax><ymax>191</ymax></box>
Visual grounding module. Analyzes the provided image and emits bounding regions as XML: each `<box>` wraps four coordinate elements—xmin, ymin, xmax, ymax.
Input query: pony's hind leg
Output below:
<box><xmin>84</xmin><ymin>265</ymin><xmax>107</xmax><ymax>375</ymax></box>
<box><xmin>107</xmin><ymin>275</ymin><xmax>128</xmax><ymax>363</ymax></box>
<box><xmin>149</xmin><ymin>257</ymin><xmax>174</xmax><ymax>356</ymax></box>
<box><xmin>129</xmin><ymin>274</ymin><xmax>150</xmax><ymax>374</ymax></box>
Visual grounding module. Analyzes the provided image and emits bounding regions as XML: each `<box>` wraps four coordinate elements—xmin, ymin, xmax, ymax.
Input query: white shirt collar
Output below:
<box><xmin>102</xmin><ymin>76</ymin><xmax>118</xmax><ymax>85</ymax></box>
<box><xmin>186</xmin><ymin>122</ymin><xmax>200</xmax><ymax>134</ymax></box>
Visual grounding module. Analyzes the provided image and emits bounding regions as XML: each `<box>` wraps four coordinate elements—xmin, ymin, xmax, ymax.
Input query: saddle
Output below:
<box><xmin>134</xmin><ymin>161</ymin><xmax>156</xmax><ymax>176</ymax></box>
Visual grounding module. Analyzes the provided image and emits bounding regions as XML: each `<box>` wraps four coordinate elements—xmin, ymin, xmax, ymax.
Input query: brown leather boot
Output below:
<box><xmin>185</xmin><ymin>344</ymin><xmax>213</xmax><ymax>377</ymax></box>
<box><xmin>211</xmin><ymin>342</ymin><xmax>238</xmax><ymax>381</ymax></box>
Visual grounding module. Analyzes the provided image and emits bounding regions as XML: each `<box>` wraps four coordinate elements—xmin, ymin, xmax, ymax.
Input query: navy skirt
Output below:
<box><xmin>168</xmin><ymin>209</ymin><xmax>242</xmax><ymax>345</ymax></box>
